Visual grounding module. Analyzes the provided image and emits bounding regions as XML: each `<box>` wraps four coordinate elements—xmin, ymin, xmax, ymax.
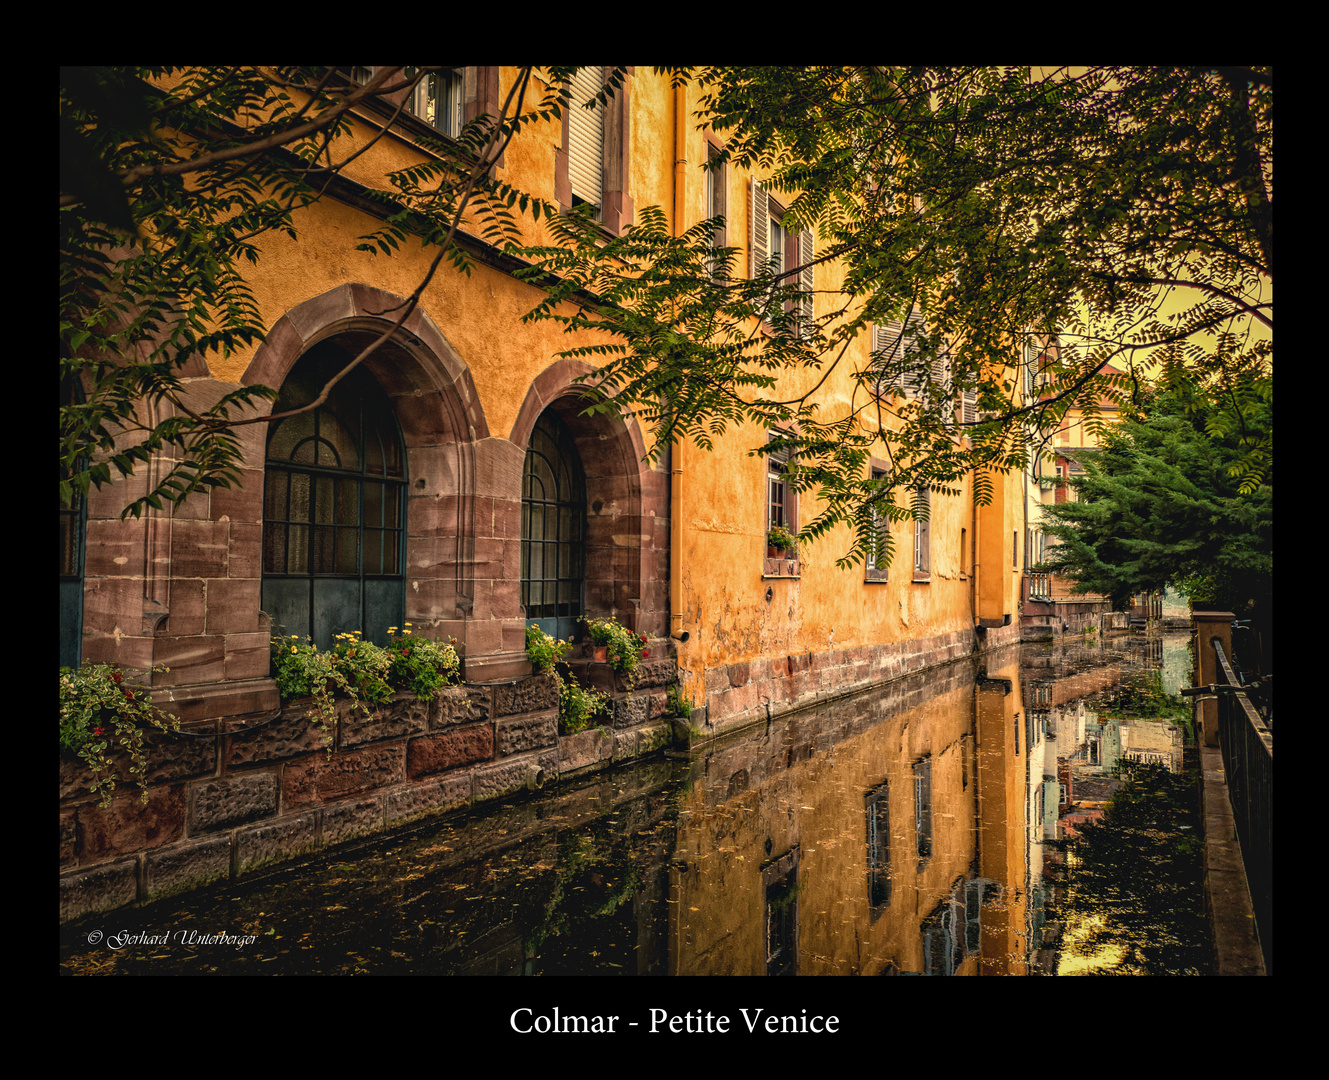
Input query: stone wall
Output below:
<box><xmin>697</xmin><ymin>627</ymin><xmax>990</xmax><ymax>735</ymax></box>
<box><xmin>59</xmin><ymin>657</ymin><xmax>677</xmax><ymax>924</ymax></box>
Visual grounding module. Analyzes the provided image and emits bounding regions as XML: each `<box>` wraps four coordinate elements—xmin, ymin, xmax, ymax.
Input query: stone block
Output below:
<box><xmin>494</xmin><ymin>673</ymin><xmax>558</xmax><ymax>716</ymax></box>
<box><xmin>169</xmin><ymin>520</ymin><xmax>230</xmax><ymax>579</ymax></box>
<box><xmin>406</xmin><ymin>724</ymin><xmax>494</xmax><ymax>779</ymax></box>
<box><xmin>283</xmin><ymin>744</ymin><xmax>406</xmax><ymax>807</ymax></box>
<box><xmin>632</xmin><ymin>656</ymin><xmax>676</xmax><ymax>689</ymax></box>
<box><xmin>322</xmin><ymin>797</ymin><xmax>385</xmax><ymax>847</ymax></box>
<box><xmin>473</xmin><ymin>749</ymin><xmax>558</xmax><ymax>801</ymax></box>
<box><xmin>60</xmin><ymin>860</ymin><xmax>139</xmax><ymax>924</ymax></box>
<box><xmin>496</xmin><ymin>710</ymin><xmax>558</xmax><ymax>756</ymax></box>
<box><xmin>385</xmin><ymin>773</ymin><xmax>473</xmax><ymax>827</ymax></box>
<box><xmin>78</xmin><ymin>786</ymin><xmax>186</xmax><ymax>863</ymax></box>
<box><xmin>560</xmin><ymin>727</ymin><xmax>613</xmax><ymax>773</ymax></box>
<box><xmin>187</xmin><ymin>773</ymin><xmax>279</xmax><ymax>833</ymax></box>
<box><xmin>60</xmin><ymin>809</ymin><xmax>78</xmax><ymax>868</ymax></box>
<box><xmin>224</xmin><ymin>632</ymin><xmax>272</xmax><ymax>681</ymax></box>
<box><xmin>203</xmin><ymin>578</ymin><xmax>262</xmax><ymax>635</ymax></box>
<box><xmin>434</xmin><ymin>685</ymin><xmax>490</xmax><ymax>727</ymax></box>
<box><xmin>339</xmin><ymin>693</ymin><xmax>431</xmax><ymax>747</ymax></box>
<box><xmin>235</xmin><ymin>812</ymin><xmax>319</xmax><ymax>876</ymax></box>
<box><xmin>224</xmin><ymin>702</ymin><xmax>331</xmax><ymax>766</ymax></box>
<box><xmin>613</xmin><ymin>694</ymin><xmax>648</xmax><ymax>729</ymax></box>
<box><xmin>144</xmin><ymin>835</ymin><xmax>233</xmax><ymax>902</ymax></box>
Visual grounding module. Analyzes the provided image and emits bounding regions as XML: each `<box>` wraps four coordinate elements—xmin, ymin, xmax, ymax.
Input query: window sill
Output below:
<box><xmin>912</xmin><ymin>573</ymin><xmax>931</xmax><ymax>584</ymax></box>
<box><xmin>864</xmin><ymin>568</ymin><xmax>889</xmax><ymax>583</ymax></box>
<box><xmin>763</xmin><ymin>556</ymin><xmax>801</xmax><ymax>578</ymax></box>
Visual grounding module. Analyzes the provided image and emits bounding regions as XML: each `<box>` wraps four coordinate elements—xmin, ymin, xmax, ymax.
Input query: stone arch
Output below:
<box><xmin>244</xmin><ymin>285</ymin><xmax>490</xmax><ymax>646</ymax></box>
<box><xmin>510</xmin><ymin>358</ymin><xmax>667</xmax><ymax>637</ymax></box>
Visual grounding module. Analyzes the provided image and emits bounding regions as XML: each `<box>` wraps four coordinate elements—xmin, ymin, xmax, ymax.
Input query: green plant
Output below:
<box><xmin>666</xmin><ymin>682</ymin><xmax>692</xmax><ymax>718</ymax></box>
<box><xmin>330</xmin><ymin>631</ymin><xmax>394</xmax><ymax>706</ymax></box>
<box><xmin>580</xmin><ymin>616</ymin><xmax>650</xmax><ymax>690</ymax></box>
<box><xmin>525</xmin><ymin>624</ymin><xmax>572</xmax><ymax>675</ymax></box>
<box><xmin>270</xmin><ymin>627</ymin><xmax>462</xmax><ymax>751</ymax></box>
<box><xmin>271</xmin><ymin>635</ymin><xmax>345</xmax><ymax>749</ymax></box>
<box><xmin>558</xmin><ymin>677</ymin><xmax>611</xmax><ymax>736</ymax></box>
<box><xmin>385</xmin><ymin>625</ymin><xmax>460</xmax><ymax>698</ymax></box>
<box><xmin>59</xmin><ymin>661</ymin><xmax>181</xmax><ymax>807</ymax></box>
<box><xmin>767</xmin><ymin>524</ymin><xmax>797</xmax><ymax>552</ymax></box>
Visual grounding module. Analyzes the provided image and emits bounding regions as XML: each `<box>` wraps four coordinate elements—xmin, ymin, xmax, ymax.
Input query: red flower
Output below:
<box><xmin>110</xmin><ymin>671</ymin><xmax>122</xmax><ymax>684</ymax></box>
<box><xmin>641</xmin><ymin>649</ymin><xmax>649</xmax><ymax>658</ymax></box>
<box><xmin>93</xmin><ymin>727</ymin><xmax>105</xmax><ymax>737</ymax></box>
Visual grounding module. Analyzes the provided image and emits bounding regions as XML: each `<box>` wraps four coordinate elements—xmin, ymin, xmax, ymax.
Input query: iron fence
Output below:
<box><xmin>1213</xmin><ymin>638</ymin><xmax>1273</xmax><ymax>971</ymax></box>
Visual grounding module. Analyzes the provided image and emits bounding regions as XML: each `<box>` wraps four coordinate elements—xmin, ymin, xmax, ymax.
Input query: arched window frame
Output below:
<box><xmin>261</xmin><ymin>351</ymin><xmax>408</xmax><ymax>650</ymax></box>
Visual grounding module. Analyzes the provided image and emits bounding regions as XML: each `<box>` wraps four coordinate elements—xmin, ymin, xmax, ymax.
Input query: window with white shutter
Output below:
<box><xmin>567</xmin><ymin>65</ymin><xmax>605</xmax><ymax>216</ymax></box>
<box><xmin>750</xmin><ymin>182</ymin><xmax>813</xmax><ymax>331</ymax></box>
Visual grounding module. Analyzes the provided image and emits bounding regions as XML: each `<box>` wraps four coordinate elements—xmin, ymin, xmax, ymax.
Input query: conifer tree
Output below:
<box><xmin>1037</xmin><ymin>378</ymin><xmax>1272</xmax><ymax>616</ymax></box>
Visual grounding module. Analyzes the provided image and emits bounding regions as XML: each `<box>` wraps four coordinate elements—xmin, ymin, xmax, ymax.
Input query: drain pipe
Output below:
<box><xmin>670</xmin><ymin>82</ymin><xmax>690</xmax><ymax>645</ymax></box>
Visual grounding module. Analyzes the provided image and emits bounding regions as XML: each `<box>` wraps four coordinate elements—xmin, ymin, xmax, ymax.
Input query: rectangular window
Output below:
<box><xmin>914</xmin><ymin>756</ymin><xmax>933</xmax><ymax>861</ymax></box>
<box><xmin>762</xmin><ymin>848</ymin><xmax>799</xmax><ymax>976</ymax></box>
<box><xmin>912</xmin><ymin>487</ymin><xmax>931</xmax><ymax>580</ymax></box>
<box><xmin>865</xmin><ymin>781</ymin><xmax>891</xmax><ymax>909</ymax></box>
<box><xmin>765</xmin><ymin>434</ymin><xmax>800</xmax><ymax>577</ymax></box>
<box><xmin>567</xmin><ymin>65</ymin><xmax>605</xmax><ymax>217</ymax></box>
<box><xmin>704</xmin><ymin>142</ymin><xmax>727</xmax><ymax>279</ymax></box>
<box><xmin>407</xmin><ymin>68</ymin><xmax>463</xmax><ymax>137</ymax></box>
<box><xmin>750</xmin><ymin>181</ymin><xmax>813</xmax><ymax>333</ymax></box>
<box><xmin>767</xmin><ymin>436</ymin><xmax>794</xmax><ymax>534</ymax></box>
<box><xmin>865</xmin><ymin>466</ymin><xmax>890</xmax><ymax>582</ymax></box>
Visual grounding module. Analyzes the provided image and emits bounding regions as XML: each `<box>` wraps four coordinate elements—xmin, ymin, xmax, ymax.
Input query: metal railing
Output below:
<box><xmin>1213</xmin><ymin>638</ymin><xmax>1273</xmax><ymax>971</ymax></box>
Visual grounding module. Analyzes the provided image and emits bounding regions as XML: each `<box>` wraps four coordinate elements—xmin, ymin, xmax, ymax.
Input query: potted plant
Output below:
<box><xmin>580</xmin><ymin>616</ymin><xmax>650</xmax><ymax>690</ymax></box>
<box><xmin>582</xmin><ymin>617</ymin><xmax>615</xmax><ymax>663</ymax></box>
<box><xmin>767</xmin><ymin>524</ymin><xmax>798</xmax><ymax>558</ymax></box>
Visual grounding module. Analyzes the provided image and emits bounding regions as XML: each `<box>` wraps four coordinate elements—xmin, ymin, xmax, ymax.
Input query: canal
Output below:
<box><xmin>60</xmin><ymin>632</ymin><xmax>1205</xmax><ymax>976</ymax></box>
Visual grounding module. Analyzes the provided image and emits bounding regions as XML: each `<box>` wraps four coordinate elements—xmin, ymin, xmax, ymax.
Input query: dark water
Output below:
<box><xmin>60</xmin><ymin>632</ymin><xmax>1204</xmax><ymax>976</ymax></box>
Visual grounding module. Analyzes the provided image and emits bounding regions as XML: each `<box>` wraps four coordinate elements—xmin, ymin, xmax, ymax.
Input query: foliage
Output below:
<box><xmin>270</xmin><ymin>628</ymin><xmax>460</xmax><ymax>749</ymax></box>
<box><xmin>521</xmin><ymin>66</ymin><xmax>1272</xmax><ymax>567</ymax></box>
<box><xmin>766</xmin><ymin>524</ymin><xmax>798</xmax><ymax>552</ymax></box>
<box><xmin>1037</xmin><ymin>381</ymin><xmax>1272</xmax><ymax>614</ymax></box>
<box><xmin>386</xmin><ymin>626</ymin><xmax>460</xmax><ymax>699</ymax></box>
<box><xmin>558</xmin><ymin>677</ymin><xmax>611</xmax><ymax>736</ymax></box>
<box><xmin>62</xmin><ymin>66</ymin><xmax>1271</xmax><ymax>572</ymax></box>
<box><xmin>59</xmin><ymin>66</ymin><xmax>568</xmax><ymax>519</ymax></box>
<box><xmin>1051</xmin><ymin>760</ymin><xmax>1209</xmax><ymax>975</ymax></box>
<box><xmin>524</xmin><ymin>828</ymin><xmax>641</xmax><ymax>959</ymax></box>
<box><xmin>525</xmin><ymin>623</ymin><xmax>611</xmax><ymax>735</ymax></box>
<box><xmin>580</xmin><ymin>616</ymin><xmax>650</xmax><ymax>689</ymax></box>
<box><xmin>666</xmin><ymin>682</ymin><xmax>692</xmax><ymax>719</ymax></box>
<box><xmin>330</xmin><ymin>631</ymin><xmax>395</xmax><ymax>706</ymax></box>
<box><xmin>59</xmin><ymin>661</ymin><xmax>181</xmax><ymax>807</ymax></box>
<box><xmin>525</xmin><ymin>624</ymin><xmax>572</xmax><ymax>676</ymax></box>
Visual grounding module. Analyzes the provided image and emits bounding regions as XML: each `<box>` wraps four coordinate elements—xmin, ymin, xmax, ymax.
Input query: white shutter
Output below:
<box><xmin>750</xmin><ymin>181</ymin><xmax>769</xmax><ymax>279</ymax></box>
<box><xmin>568</xmin><ymin>66</ymin><xmax>604</xmax><ymax>211</ymax></box>
<box><xmin>872</xmin><ymin>320</ymin><xmax>903</xmax><ymax>396</ymax></box>
<box><xmin>900</xmin><ymin>312</ymin><xmax>925</xmax><ymax>398</ymax></box>
<box><xmin>962</xmin><ymin>384</ymin><xmax>978</xmax><ymax>427</ymax></box>
<box><xmin>799</xmin><ymin>228</ymin><xmax>815</xmax><ymax>337</ymax></box>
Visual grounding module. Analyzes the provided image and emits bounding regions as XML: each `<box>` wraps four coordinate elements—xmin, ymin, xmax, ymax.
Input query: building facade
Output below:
<box><xmin>66</xmin><ymin>66</ymin><xmax>1034</xmax><ymax>739</ymax></box>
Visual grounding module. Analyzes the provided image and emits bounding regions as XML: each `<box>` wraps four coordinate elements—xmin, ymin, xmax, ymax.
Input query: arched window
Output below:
<box><xmin>521</xmin><ymin>410</ymin><xmax>586</xmax><ymax>641</ymax></box>
<box><xmin>262</xmin><ymin>346</ymin><xmax>406</xmax><ymax>650</ymax></box>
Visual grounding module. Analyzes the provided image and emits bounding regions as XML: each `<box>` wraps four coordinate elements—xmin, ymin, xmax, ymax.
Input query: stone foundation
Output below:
<box><xmin>697</xmin><ymin>626</ymin><xmax>1000</xmax><ymax>736</ymax></box>
<box><xmin>59</xmin><ymin>660</ymin><xmax>676</xmax><ymax>924</ymax></box>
